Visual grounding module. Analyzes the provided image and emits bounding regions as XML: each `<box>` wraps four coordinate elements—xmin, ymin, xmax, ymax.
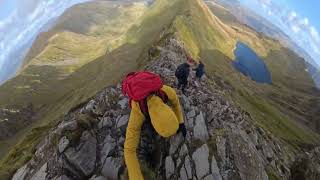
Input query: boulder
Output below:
<box><xmin>229</xmin><ymin>133</ymin><xmax>268</xmax><ymax>180</ymax></box>
<box><xmin>12</xmin><ymin>164</ymin><xmax>29</xmax><ymax>180</ymax></box>
<box><xmin>165</xmin><ymin>156</ymin><xmax>175</xmax><ymax>179</ymax></box>
<box><xmin>118</xmin><ymin>98</ymin><xmax>128</xmax><ymax>110</ymax></box>
<box><xmin>58</xmin><ymin>136</ymin><xmax>70</xmax><ymax>153</ymax></box>
<box><xmin>193</xmin><ymin>112</ymin><xmax>209</xmax><ymax>141</ymax></box>
<box><xmin>54</xmin><ymin>175</ymin><xmax>72</xmax><ymax>180</ymax></box>
<box><xmin>30</xmin><ymin>163</ymin><xmax>47</xmax><ymax>180</ymax></box>
<box><xmin>211</xmin><ymin>155</ymin><xmax>222</xmax><ymax>180</ymax></box>
<box><xmin>64</xmin><ymin>131</ymin><xmax>97</xmax><ymax>176</ymax></box>
<box><xmin>117</xmin><ymin>115</ymin><xmax>129</xmax><ymax>128</ymax></box>
<box><xmin>192</xmin><ymin>144</ymin><xmax>210</xmax><ymax>179</ymax></box>
<box><xmin>101</xmin><ymin>157</ymin><xmax>122</xmax><ymax>180</ymax></box>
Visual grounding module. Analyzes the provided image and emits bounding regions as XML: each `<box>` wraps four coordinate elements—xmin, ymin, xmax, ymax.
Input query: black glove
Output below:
<box><xmin>178</xmin><ymin>124</ymin><xmax>187</xmax><ymax>138</ymax></box>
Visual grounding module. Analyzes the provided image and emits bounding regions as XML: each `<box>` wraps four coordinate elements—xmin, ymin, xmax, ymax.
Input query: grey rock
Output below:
<box><xmin>165</xmin><ymin>156</ymin><xmax>175</xmax><ymax>179</ymax></box>
<box><xmin>211</xmin><ymin>155</ymin><xmax>222</xmax><ymax>180</ymax></box>
<box><xmin>30</xmin><ymin>163</ymin><xmax>47</xmax><ymax>180</ymax></box>
<box><xmin>64</xmin><ymin>131</ymin><xmax>97</xmax><ymax>176</ymax></box>
<box><xmin>57</xmin><ymin>120</ymin><xmax>78</xmax><ymax>132</ymax></box>
<box><xmin>179</xmin><ymin>144</ymin><xmax>188</xmax><ymax>157</ymax></box>
<box><xmin>118</xmin><ymin>98</ymin><xmax>128</xmax><ymax>109</ymax></box>
<box><xmin>98</xmin><ymin>117</ymin><xmax>113</xmax><ymax>129</ymax></box>
<box><xmin>58</xmin><ymin>136</ymin><xmax>69</xmax><ymax>153</ymax></box>
<box><xmin>117</xmin><ymin>115</ymin><xmax>129</xmax><ymax>128</ymax></box>
<box><xmin>82</xmin><ymin>100</ymin><xmax>97</xmax><ymax>114</ymax></box>
<box><xmin>229</xmin><ymin>133</ymin><xmax>268</xmax><ymax>180</ymax></box>
<box><xmin>184</xmin><ymin>156</ymin><xmax>193</xmax><ymax>178</ymax></box>
<box><xmin>180</xmin><ymin>167</ymin><xmax>188</xmax><ymax>180</ymax></box>
<box><xmin>180</xmin><ymin>95</ymin><xmax>191</xmax><ymax>110</ymax></box>
<box><xmin>101</xmin><ymin>157</ymin><xmax>122</xmax><ymax>180</ymax></box>
<box><xmin>169</xmin><ymin>133</ymin><xmax>183</xmax><ymax>155</ymax></box>
<box><xmin>192</xmin><ymin>144</ymin><xmax>210</xmax><ymax>179</ymax></box>
<box><xmin>193</xmin><ymin>112</ymin><xmax>209</xmax><ymax>141</ymax></box>
<box><xmin>89</xmin><ymin>175</ymin><xmax>106</xmax><ymax>180</ymax></box>
<box><xmin>216</xmin><ymin>136</ymin><xmax>226</xmax><ymax>166</ymax></box>
<box><xmin>203</xmin><ymin>175</ymin><xmax>215</xmax><ymax>180</ymax></box>
<box><xmin>12</xmin><ymin>164</ymin><xmax>29</xmax><ymax>180</ymax></box>
<box><xmin>101</xmin><ymin>135</ymin><xmax>116</xmax><ymax>162</ymax></box>
<box><xmin>186</xmin><ymin>109</ymin><xmax>196</xmax><ymax>119</ymax></box>
<box><xmin>54</xmin><ymin>175</ymin><xmax>72</xmax><ymax>180</ymax></box>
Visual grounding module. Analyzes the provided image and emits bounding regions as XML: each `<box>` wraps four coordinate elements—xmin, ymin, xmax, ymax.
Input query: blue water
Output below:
<box><xmin>233</xmin><ymin>42</ymin><xmax>272</xmax><ymax>84</ymax></box>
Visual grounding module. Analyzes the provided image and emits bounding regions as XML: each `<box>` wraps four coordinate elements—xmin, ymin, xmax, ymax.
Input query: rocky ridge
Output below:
<box><xmin>11</xmin><ymin>39</ymin><xmax>319</xmax><ymax>180</ymax></box>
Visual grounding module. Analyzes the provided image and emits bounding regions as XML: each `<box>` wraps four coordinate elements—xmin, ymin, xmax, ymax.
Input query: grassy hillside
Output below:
<box><xmin>0</xmin><ymin>0</ymin><xmax>186</xmax><ymax>178</ymax></box>
<box><xmin>0</xmin><ymin>0</ymin><xmax>319</xmax><ymax>179</ymax></box>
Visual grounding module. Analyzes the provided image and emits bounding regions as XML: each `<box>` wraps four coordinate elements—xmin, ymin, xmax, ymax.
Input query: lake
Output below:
<box><xmin>233</xmin><ymin>41</ymin><xmax>272</xmax><ymax>84</ymax></box>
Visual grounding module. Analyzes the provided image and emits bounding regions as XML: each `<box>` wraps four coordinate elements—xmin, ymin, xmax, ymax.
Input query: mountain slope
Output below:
<box><xmin>9</xmin><ymin>37</ymin><xmax>320</xmax><ymax>180</ymax></box>
<box><xmin>0</xmin><ymin>0</ymin><xmax>319</xmax><ymax>179</ymax></box>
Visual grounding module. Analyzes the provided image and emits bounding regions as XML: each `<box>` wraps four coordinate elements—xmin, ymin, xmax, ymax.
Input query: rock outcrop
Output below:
<box><xmin>11</xmin><ymin>39</ymin><xmax>317</xmax><ymax>180</ymax></box>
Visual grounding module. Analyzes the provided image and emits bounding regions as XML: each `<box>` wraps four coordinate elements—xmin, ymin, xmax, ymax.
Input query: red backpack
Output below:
<box><xmin>122</xmin><ymin>71</ymin><xmax>168</xmax><ymax>117</ymax></box>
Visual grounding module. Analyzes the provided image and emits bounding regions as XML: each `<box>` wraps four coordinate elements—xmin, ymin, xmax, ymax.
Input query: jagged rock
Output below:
<box><xmin>165</xmin><ymin>156</ymin><xmax>175</xmax><ymax>179</ymax></box>
<box><xmin>81</xmin><ymin>100</ymin><xmax>97</xmax><ymax>114</ymax></box>
<box><xmin>211</xmin><ymin>155</ymin><xmax>222</xmax><ymax>180</ymax></box>
<box><xmin>89</xmin><ymin>175</ymin><xmax>107</xmax><ymax>180</ymax></box>
<box><xmin>58</xmin><ymin>136</ymin><xmax>70</xmax><ymax>153</ymax></box>
<box><xmin>183</xmin><ymin>156</ymin><xmax>193</xmax><ymax>179</ymax></box>
<box><xmin>229</xmin><ymin>132</ymin><xmax>268</xmax><ymax>180</ymax></box>
<box><xmin>12</xmin><ymin>164</ymin><xmax>29</xmax><ymax>180</ymax></box>
<box><xmin>180</xmin><ymin>95</ymin><xmax>191</xmax><ymax>111</ymax></box>
<box><xmin>169</xmin><ymin>133</ymin><xmax>183</xmax><ymax>155</ymax></box>
<box><xmin>290</xmin><ymin>147</ymin><xmax>320</xmax><ymax>180</ymax></box>
<box><xmin>179</xmin><ymin>144</ymin><xmax>188</xmax><ymax>157</ymax></box>
<box><xmin>193</xmin><ymin>112</ymin><xmax>209</xmax><ymax>141</ymax></box>
<box><xmin>203</xmin><ymin>174</ymin><xmax>215</xmax><ymax>180</ymax></box>
<box><xmin>117</xmin><ymin>115</ymin><xmax>129</xmax><ymax>128</ymax></box>
<box><xmin>192</xmin><ymin>144</ymin><xmax>210</xmax><ymax>179</ymax></box>
<box><xmin>101</xmin><ymin>157</ymin><xmax>122</xmax><ymax>180</ymax></box>
<box><xmin>98</xmin><ymin>117</ymin><xmax>113</xmax><ymax>129</ymax></box>
<box><xmin>118</xmin><ymin>98</ymin><xmax>128</xmax><ymax>109</ymax></box>
<box><xmin>186</xmin><ymin>109</ymin><xmax>196</xmax><ymax>119</ymax></box>
<box><xmin>64</xmin><ymin>131</ymin><xmax>97</xmax><ymax>176</ymax></box>
<box><xmin>101</xmin><ymin>135</ymin><xmax>116</xmax><ymax>162</ymax></box>
<box><xmin>180</xmin><ymin>167</ymin><xmax>188</xmax><ymax>180</ymax></box>
<box><xmin>56</xmin><ymin>121</ymin><xmax>78</xmax><ymax>134</ymax></box>
<box><xmin>54</xmin><ymin>175</ymin><xmax>72</xmax><ymax>180</ymax></box>
<box><xmin>30</xmin><ymin>163</ymin><xmax>47</xmax><ymax>180</ymax></box>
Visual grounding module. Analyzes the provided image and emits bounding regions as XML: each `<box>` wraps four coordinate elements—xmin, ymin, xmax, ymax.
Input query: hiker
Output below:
<box><xmin>175</xmin><ymin>56</ymin><xmax>194</xmax><ymax>93</ymax></box>
<box><xmin>194</xmin><ymin>61</ymin><xmax>205</xmax><ymax>80</ymax></box>
<box><xmin>122</xmin><ymin>71</ymin><xmax>186</xmax><ymax>180</ymax></box>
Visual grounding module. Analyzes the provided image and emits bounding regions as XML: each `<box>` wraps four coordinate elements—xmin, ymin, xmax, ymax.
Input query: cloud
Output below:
<box><xmin>291</xmin><ymin>25</ymin><xmax>300</xmax><ymax>33</ymax></box>
<box><xmin>245</xmin><ymin>0</ymin><xmax>320</xmax><ymax>68</ymax></box>
<box><xmin>310</xmin><ymin>26</ymin><xmax>320</xmax><ymax>42</ymax></box>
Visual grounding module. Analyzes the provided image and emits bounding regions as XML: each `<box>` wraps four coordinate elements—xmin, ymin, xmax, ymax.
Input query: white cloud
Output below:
<box><xmin>246</xmin><ymin>0</ymin><xmax>320</xmax><ymax>68</ymax></box>
<box><xmin>291</xmin><ymin>25</ymin><xmax>300</xmax><ymax>33</ymax></box>
<box><xmin>310</xmin><ymin>26</ymin><xmax>320</xmax><ymax>42</ymax></box>
<box><xmin>288</xmin><ymin>11</ymin><xmax>297</xmax><ymax>21</ymax></box>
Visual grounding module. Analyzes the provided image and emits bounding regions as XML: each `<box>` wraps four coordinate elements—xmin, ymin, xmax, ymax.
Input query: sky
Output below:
<box><xmin>239</xmin><ymin>0</ymin><xmax>320</xmax><ymax>68</ymax></box>
<box><xmin>0</xmin><ymin>0</ymin><xmax>91</xmax><ymax>84</ymax></box>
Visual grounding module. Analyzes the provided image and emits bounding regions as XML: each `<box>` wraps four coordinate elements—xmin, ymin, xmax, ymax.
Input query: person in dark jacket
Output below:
<box><xmin>175</xmin><ymin>63</ymin><xmax>191</xmax><ymax>93</ymax></box>
<box><xmin>194</xmin><ymin>61</ymin><xmax>205</xmax><ymax>80</ymax></box>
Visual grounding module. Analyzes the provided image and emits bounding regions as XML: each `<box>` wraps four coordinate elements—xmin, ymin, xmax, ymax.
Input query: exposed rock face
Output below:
<box><xmin>12</xmin><ymin>39</ymin><xmax>309</xmax><ymax>180</ymax></box>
